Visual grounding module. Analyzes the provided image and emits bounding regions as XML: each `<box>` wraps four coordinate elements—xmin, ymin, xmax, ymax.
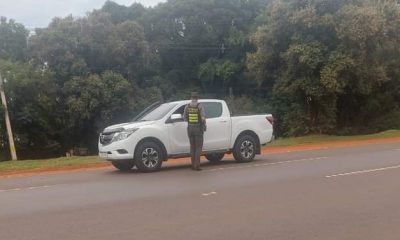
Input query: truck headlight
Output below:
<box><xmin>112</xmin><ymin>128</ymin><xmax>139</xmax><ymax>142</ymax></box>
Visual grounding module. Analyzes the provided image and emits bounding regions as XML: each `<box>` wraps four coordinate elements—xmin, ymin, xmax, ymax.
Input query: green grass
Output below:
<box><xmin>0</xmin><ymin>129</ymin><xmax>399</xmax><ymax>173</ymax></box>
<box><xmin>0</xmin><ymin>156</ymin><xmax>102</xmax><ymax>173</ymax></box>
<box><xmin>270</xmin><ymin>129</ymin><xmax>400</xmax><ymax>146</ymax></box>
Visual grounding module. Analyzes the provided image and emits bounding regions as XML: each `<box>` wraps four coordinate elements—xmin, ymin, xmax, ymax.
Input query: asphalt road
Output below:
<box><xmin>1</xmin><ymin>142</ymin><xmax>400</xmax><ymax>240</ymax></box>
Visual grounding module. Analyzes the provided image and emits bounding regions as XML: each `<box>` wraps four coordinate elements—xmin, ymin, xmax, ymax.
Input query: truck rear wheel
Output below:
<box><xmin>233</xmin><ymin>135</ymin><xmax>256</xmax><ymax>163</ymax></box>
<box><xmin>111</xmin><ymin>160</ymin><xmax>135</xmax><ymax>171</ymax></box>
<box><xmin>205</xmin><ymin>153</ymin><xmax>225</xmax><ymax>163</ymax></box>
<box><xmin>134</xmin><ymin>141</ymin><xmax>163</xmax><ymax>172</ymax></box>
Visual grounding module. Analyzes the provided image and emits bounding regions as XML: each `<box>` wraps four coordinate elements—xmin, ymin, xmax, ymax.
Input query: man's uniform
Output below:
<box><xmin>184</xmin><ymin>101</ymin><xmax>206</xmax><ymax>170</ymax></box>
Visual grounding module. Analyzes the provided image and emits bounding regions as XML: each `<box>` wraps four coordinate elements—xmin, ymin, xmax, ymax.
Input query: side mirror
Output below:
<box><xmin>170</xmin><ymin>113</ymin><xmax>183</xmax><ymax>122</ymax></box>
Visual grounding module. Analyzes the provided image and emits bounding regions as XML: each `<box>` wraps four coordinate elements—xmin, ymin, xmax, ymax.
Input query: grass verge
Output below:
<box><xmin>0</xmin><ymin>156</ymin><xmax>102</xmax><ymax>173</ymax></box>
<box><xmin>270</xmin><ymin>129</ymin><xmax>400</xmax><ymax>146</ymax></box>
<box><xmin>0</xmin><ymin>129</ymin><xmax>399</xmax><ymax>174</ymax></box>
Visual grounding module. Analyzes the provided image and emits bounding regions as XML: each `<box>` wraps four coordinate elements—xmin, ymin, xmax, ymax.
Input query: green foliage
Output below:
<box><xmin>142</xmin><ymin>0</ymin><xmax>268</xmax><ymax>96</ymax></box>
<box><xmin>29</xmin><ymin>13</ymin><xmax>153</xmax><ymax>83</ymax></box>
<box><xmin>0</xmin><ymin>17</ymin><xmax>28</xmax><ymax>61</ymax></box>
<box><xmin>63</xmin><ymin>71</ymin><xmax>135</xmax><ymax>149</ymax></box>
<box><xmin>0</xmin><ymin>59</ymin><xmax>60</xmax><ymax>158</ymax></box>
<box><xmin>198</xmin><ymin>58</ymin><xmax>241</xmax><ymax>93</ymax></box>
<box><xmin>248</xmin><ymin>0</ymin><xmax>400</xmax><ymax>135</ymax></box>
<box><xmin>1</xmin><ymin>0</ymin><xmax>400</xmax><ymax>158</ymax></box>
<box><xmin>270</xmin><ymin>129</ymin><xmax>400</xmax><ymax>147</ymax></box>
<box><xmin>225</xmin><ymin>96</ymin><xmax>255</xmax><ymax>115</ymax></box>
<box><xmin>101</xmin><ymin>1</ymin><xmax>147</xmax><ymax>24</ymax></box>
<box><xmin>225</xmin><ymin>96</ymin><xmax>273</xmax><ymax>116</ymax></box>
<box><xmin>0</xmin><ymin>156</ymin><xmax>101</xmax><ymax>169</ymax></box>
<box><xmin>29</xmin><ymin>16</ymin><xmax>89</xmax><ymax>81</ymax></box>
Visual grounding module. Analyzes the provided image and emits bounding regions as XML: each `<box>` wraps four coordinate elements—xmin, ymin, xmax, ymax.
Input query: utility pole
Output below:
<box><xmin>0</xmin><ymin>73</ymin><xmax>17</xmax><ymax>160</ymax></box>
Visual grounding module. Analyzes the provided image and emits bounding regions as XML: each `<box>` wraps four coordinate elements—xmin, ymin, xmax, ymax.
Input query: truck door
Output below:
<box><xmin>166</xmin><ymin>105</ymin><xmax>190</xmax><ymax>154</ymax></box>
<box><xmin>202</xmin><ymin>102</ymin><xmax>231</xmax><ymax>151</ymax></box>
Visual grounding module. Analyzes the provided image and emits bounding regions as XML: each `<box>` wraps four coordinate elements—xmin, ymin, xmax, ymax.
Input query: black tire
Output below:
<box><xmin>233</xmin><ymin>134</ymin><xmax>257</xmax><ymax>163</ymax></box>
<box><xmin>134</xmin><ymin>141</ymin><xmax>163</xmax><ymax>172</ymax></box>
<box><xmin>111</xmin><ymin>160</ymin><xmax>135</xmax><ymax>171</ymax></box>
<box><xmin>205</xmin><ymin>153</ymin><xmax>225</xmax><ymax>163</ymax></box>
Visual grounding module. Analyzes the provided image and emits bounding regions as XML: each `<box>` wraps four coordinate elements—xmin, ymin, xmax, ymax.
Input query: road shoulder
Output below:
<box><xmin>1</xmin><ymin>136</ymin><xmax>400</xmax><ymax>179</ymax></box>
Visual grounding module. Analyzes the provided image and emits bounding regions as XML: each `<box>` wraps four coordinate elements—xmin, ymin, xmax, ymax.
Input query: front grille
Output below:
<box><xmin>100</xmin><ymin>127</ymin><xmax>124</xmax><ymax>146</ymax></box>
<box><xmin>99</xmin><ymin>132</ymin><xmax>115</xmax><ymax>145</ymax></box>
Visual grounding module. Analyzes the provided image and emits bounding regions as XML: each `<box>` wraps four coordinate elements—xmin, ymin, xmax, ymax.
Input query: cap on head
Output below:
<box><xmin>191</xmin><ymin>91</ymin><xmax>199</xmax><ymax>99</ymax></box>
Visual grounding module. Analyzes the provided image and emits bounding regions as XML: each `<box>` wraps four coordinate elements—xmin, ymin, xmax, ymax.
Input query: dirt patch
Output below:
<box><xmin>1</xmin><ymin>136</ymin><xmax>400</xmax><ymax>178</ymax></box>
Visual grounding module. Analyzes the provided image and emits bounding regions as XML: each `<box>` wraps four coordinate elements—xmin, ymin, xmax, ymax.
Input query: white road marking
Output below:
<box><xmin>326</xmin><ymin>165</ymin><xmax>400</xmax><ymax>178</ymax></box>
<box><xmin>262</xmin><ymin>157</ymin><xmax>328</xmax><ymax>166</ymax></box>
<box><xmin>0</xmin><ymin>185</ymin><xmax>53</xmax><ymax>193</ymax></box>
<box><xmin>206</xmin><ymin>157</ymin><xmax>328</xmax><ymax>172</ymax></box>
<box><xmin>201</xmin><ymin>191</ymin><xmax>217</xmax><ymax>196</ymax></box>
<box><xmin>28</xmin><ymin>185</ymin><xmax>50</xmax><ymax>190</ymax></box>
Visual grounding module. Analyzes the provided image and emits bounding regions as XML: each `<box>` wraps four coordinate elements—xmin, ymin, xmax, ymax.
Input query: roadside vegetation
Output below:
<box><xmin>270</xmin><ymin>130</ymin><xmax>400</xmax><ymax>146</ymax></box>
<box><xmin>0</xmin><ymin>156</ymin><xmax>102</xmax><ymax>173</ymax></box>
<box><xmin>1</xmin><ymin>0</ymin><xmax>400</xmax><ymax>160</ymax></box>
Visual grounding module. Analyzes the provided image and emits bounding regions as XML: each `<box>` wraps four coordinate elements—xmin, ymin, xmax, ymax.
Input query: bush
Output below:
<box><xmin>225</xmin><ymin>96</ymin><xmax>273</xmax><ymax>115</ymax></box>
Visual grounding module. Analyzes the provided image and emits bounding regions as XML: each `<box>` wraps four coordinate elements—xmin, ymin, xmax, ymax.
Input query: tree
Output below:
<box><xmin>63</xmin><ymin>71</ymin><xmax>136</xmax><ymax>151</ymax></box>
<box><xmin>329</xmin><ymin>1</ymin><xmax>400</xmax><ymax>132</ymax></box>
<box><xmin>141</xmin><ymin>0</ymin><xmax>268</xmax><ymax>97</ymax></box>
<box><xmin>101</xmin><ymin>1</ymin><xmax>147</xmax><ymax>24</ymax></box>
<box><xmin>248</xmin><ymin>0</ymin><xmax>400</xmax><ymax>135</ymax></box>
<box><xmin>0</xmin><ymin>59</ymin><xmax>60</xmax><ymax>159</ymax></box>
<box><xmin>0</xmin><ymin>17</ymin><xmax>28</xmax><ymax>61</ymax></box>
<box><xmin>29</xmin><ymin>12</ymin><xmax>153</xmax><ymax>84</ymax></box>
<box><xmin>198</xmin><ymin>58</ymin><xmax>241</xmax><ymax>94</ymax></box>
<box><xmin>1</xmin><ymin>0</ymin><xmax>399</xmax><ymax>159</ymax></box>
<box><xmin>29</xmin><ymin>16</ymin><xmax>89</xmax><ymax>82</ymax></box>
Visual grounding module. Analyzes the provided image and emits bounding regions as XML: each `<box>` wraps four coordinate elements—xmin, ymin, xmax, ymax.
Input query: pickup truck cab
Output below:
<box><xmin>99</xmin><ymin>99</ymin><xmax>274</xmax><ymax>172</ymax></box>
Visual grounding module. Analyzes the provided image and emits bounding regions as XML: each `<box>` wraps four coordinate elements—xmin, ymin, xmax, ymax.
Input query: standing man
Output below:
<box><xmin>184</xmin><ymin>92</ymin><xmax>206</xmax><ymax>171</ymax></box>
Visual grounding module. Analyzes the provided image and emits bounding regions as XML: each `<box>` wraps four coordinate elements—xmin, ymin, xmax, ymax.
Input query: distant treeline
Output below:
<box><xmin>0</xmin><ymin>0</ymin><xmax>400</xmax><ymax>159</ymax></box>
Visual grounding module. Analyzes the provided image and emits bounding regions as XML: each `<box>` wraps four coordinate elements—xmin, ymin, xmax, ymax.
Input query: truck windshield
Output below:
<box><xmin>131</xmin><ymin>101</ymin><xmax>161</xmax><ymax>122</ymax></box>
<box><xmin>136</xmin><ymin>103</ymin><xmax>177</xmax><ymax>121</ymax></box>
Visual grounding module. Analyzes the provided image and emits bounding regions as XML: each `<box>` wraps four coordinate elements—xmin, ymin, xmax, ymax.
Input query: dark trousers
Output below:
<box><xmin>187</xmin><ymin>125</ymin><xmax>204</xmax><ymax>169</ymax></box>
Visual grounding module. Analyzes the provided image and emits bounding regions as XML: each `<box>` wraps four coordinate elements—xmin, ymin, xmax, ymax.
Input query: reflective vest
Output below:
<box><xmin>187</xmin><ymin>105</ymin><xmax>200</xmax><ymax>124</ymax></box>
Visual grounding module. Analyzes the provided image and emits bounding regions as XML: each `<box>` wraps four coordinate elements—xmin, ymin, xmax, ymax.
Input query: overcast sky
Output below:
<box><xmin>0</xmin><ymin>0</ymin><xmax>166</xmax><ymax>29</ymax></box>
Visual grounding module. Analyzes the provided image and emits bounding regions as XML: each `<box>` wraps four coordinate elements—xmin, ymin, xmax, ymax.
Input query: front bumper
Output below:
<box><xmin>98</xmin><ymin>137</ymin><xmax>136</xmax><ymax>161</ymax></box>
<box><xmin>98</xmin><ymin>150</ymin><xmax>133</xmax><ymax>161</ymax></box>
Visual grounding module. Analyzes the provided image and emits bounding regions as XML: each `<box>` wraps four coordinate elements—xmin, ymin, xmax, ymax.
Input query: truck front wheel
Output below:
<box><xmin>111</xmin><ymin>160</ymin><xmax>135</xmax><ymax>171</ymax></box>
<box><xmin>134</xmin><ymin>141</ymin><xmax>163</xmax><ymax>172</ymax></box>
<box><xmin>233</xmin><ymin>135</ymin><xmax>257</xmax><ymax>163</ymax></box>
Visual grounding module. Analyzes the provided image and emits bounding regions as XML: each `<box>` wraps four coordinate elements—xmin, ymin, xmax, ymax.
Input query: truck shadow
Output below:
<box><xmin>106</xmin><ymin>158</ymin><xmax>266</xmax><ymax>175</ymax></box>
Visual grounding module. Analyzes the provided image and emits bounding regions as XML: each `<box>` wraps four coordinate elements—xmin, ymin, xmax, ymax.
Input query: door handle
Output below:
<box><xmin>219</xmin><ymin>120</ymin><xmax>228</xmax><ymax>123</ymax></box>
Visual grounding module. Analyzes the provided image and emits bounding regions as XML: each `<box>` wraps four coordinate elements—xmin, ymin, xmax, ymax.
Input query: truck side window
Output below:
<box><xmin>166</xmin><ymin>105</ymin><xmax>186</xmax><ymax>124</ymax></box>
<box><xmin>202</xmin><ymin>102</ymin><xmax>223</xmax><ymax>119</ymax></box>
<box><xmin>173</xmin><ymin>105</ymin><xmax>186</xmax><ymax>115</ymax></box>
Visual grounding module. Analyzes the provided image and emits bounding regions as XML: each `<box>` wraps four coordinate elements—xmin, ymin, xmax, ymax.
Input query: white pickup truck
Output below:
<box><xmin>99</xmin><ymin>99</ymin><xmax>274</xmax><ymax>172</ymax></box>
